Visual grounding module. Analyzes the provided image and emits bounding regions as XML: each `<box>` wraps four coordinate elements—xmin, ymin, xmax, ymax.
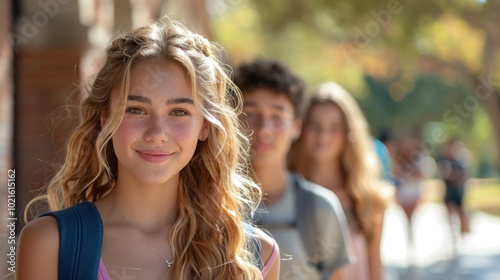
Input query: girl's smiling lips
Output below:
<box><xmin>136</xmin><ymin>150</ymin><xmax>173</xmax><ymax>163</ymax></box>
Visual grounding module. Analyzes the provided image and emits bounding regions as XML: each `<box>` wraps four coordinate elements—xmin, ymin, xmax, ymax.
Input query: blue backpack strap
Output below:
<box><xmin>41</xmin><ymin>202</ymin><xmax>103</xmax><ymax>280</ymax></box>
<box><xmin>243</xmin><ymin>222</ymin><xmax>263</xmax><ymax>271</ymax></box>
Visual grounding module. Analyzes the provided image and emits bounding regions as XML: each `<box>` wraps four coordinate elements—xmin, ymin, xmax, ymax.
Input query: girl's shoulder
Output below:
<box><xmin>19</xmin><ymin>215</ymin><xmax>60</xmax><ymax>247</ymax></box>
<box><xmin>18</xmin><ymin>202</ymin><xmax>104</xmax><ymax>279</ymax></box>
<box><xmin>250</xmin><ymin>226</ymin><xmax>276</xmax><ymax>260</ymax></box>
<box><xmin>17</xmin><ymin>215</ymin><xmax>59</xmax><ymax>278</ymax></box>
<box><xmin>248</xmin><ymin>225</ymin><xmax>280</xmax><ymax>279</ymax></box>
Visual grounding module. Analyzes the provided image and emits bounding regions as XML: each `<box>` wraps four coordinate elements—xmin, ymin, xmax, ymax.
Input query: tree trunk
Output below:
<box><xmin>477</xmin><ymin>87</ymin><xmax>500</xmax><ymax>172</ymax></box>
<box><xmin>162</xmin><ymin>0</ymin><xmax>211</xmax><ymax>38</ymax></box>
<box><xmin>477</xmin><ymin>30</ymin><xmax>500</xmax><ymax>173</ymax></box>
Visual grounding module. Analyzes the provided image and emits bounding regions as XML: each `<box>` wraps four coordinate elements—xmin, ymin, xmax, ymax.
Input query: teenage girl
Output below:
<box><xmin>289</xmin><ymin>82</ymin><xmax>390</xmax><ymax>280</ymax></box>
<box><xmin>16</xmin><ymin>16</ymin><xmax>279</xmax><ymax>280</ymax></box>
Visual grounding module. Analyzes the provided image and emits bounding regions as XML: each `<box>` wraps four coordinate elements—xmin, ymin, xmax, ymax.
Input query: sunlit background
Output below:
<box><xmin>1</xmin><ymin>0</ymin><xmax>499</xmax><ymax>279</ymax></box>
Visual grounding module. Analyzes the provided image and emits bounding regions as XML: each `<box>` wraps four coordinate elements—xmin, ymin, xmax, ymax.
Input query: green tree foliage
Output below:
<box><xmin>211</xmin><ymin>0</ymin><xmax>500</xmax><ymax>175</ymax></box>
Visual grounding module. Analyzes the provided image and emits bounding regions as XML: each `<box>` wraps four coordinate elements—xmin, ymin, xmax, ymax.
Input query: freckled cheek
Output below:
<box><xmin>168</xmin><ymin>121</ymin><xmax>199</xmax><ymax>141</ymax></box>
<box><xmin>114</xmin><ymin>120</ymin><xmax>144</xmax><ymax>141</ymax></box>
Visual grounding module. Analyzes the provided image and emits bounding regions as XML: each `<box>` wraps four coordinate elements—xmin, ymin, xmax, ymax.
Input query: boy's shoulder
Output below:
<box><xmin>290</xmin><ymin>172</ymin><xmax>343</xmax><ymax>211</ymax></box>
<box><xmin>288</xmin><ymin>172</ymin><xmax>353</xmax><ymax>274</ymax></box>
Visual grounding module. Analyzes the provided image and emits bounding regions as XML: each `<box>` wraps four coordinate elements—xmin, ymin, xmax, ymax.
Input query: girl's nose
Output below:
<box><xmin>144</xmin><ymin>115</ymin><xmax>169</xmax><ymax>143</ymax></box>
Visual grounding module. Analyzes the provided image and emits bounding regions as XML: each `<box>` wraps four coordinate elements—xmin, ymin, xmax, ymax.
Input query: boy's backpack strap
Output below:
<box><xmin>243</xmin><ymin>222</ymin><xmax>264</xmax><ymax>271</ymax></box>
<box><xmin>41</xmin><ymin>202</ymin><xmax>103</xmax><ymax>280</ymax></box>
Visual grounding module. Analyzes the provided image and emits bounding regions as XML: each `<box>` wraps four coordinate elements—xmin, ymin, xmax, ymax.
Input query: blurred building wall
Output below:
<box><xmin>14</xmin><ymin>0</ymin><xmax>86</xmax><ymax>228</ymax></box>
<box><xmin>1</xmin><ymin>0</ymin><xmax>13</xmax><ymax>275</ymax></box>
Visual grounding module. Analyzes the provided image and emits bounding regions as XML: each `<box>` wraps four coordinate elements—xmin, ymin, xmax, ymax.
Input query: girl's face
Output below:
<box><xmin>302</xmin><ymin>103</ymin><xmax>346</xmax><ymax>163</ymax></box>
<box><xmin>111</xmin><ymin>59</ymin><xmax>208</xmax><ymax>186</ymax></box>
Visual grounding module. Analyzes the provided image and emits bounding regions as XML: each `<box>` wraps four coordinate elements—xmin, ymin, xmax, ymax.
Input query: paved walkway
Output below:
<box><xmin>382</xmin><ymin>202</ymin><xmax>500</xmax><ymax>280</ymax></box>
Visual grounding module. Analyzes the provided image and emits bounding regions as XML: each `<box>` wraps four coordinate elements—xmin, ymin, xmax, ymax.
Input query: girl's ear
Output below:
<box><xmin>198</xmin><ymin>120</ymin><xmax>209</xmax><ymax>141</ymax></box>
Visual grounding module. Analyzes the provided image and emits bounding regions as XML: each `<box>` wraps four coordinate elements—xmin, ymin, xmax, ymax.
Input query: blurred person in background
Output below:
<box><xmin>392</xmin><ymin>132</ymin><xmax>428</xmax><ymax>244</ymax></box>
<box><xmin>437</xmin><ymin>138</ymin><xmax>471</xmax><ymax>252</ymax></box>
<box><xmin>373</xmin><ymin>137</ymin><xmax>395</xmax><ymax>185</ymax></box>
<box><xmin>234</xmin><ymin>58</ymin><xmax>354</xmax><ymax>280</ymax></box>
<box><xmin>289</xmin><ymin>82</ymin><xmax>391</xmax><ymax>280</ymax></box>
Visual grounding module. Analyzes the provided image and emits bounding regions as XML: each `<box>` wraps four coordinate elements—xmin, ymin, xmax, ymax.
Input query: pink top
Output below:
<box><xmin>96</xmin><ymin>239</ymin><xmax>279</xmax><ymax>280</ymax></box>
<box><xmin>341</xmin><ymin>231</ymin><xmax>369</xmax><ymax>280</ymax></box>
<box><xmin>262</xmin><ymin>237</ymin><xmax>279</xmax><ymax>278</ymax></box>
<box><xmin>96</xmin><ymin>258</ymin><xmax>110</xmax><ymax>280</ymax></box>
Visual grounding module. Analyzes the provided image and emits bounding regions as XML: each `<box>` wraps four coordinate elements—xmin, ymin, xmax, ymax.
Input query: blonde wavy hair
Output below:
<box><xmin>289</xmin><ymin>82</ymin><xmax>389</xmax><ymax>239</ymax></box>
<box><xmin>29</xmin><ymin>16</ymin><xmax>262</xmax><ymax>279</ymax></box>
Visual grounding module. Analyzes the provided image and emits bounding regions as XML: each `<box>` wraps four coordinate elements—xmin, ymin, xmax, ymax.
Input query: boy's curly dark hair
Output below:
<box><xmin>233</xmin><ymin>57</ymin><xmax>305</xmax><ymax>116</ymax></box>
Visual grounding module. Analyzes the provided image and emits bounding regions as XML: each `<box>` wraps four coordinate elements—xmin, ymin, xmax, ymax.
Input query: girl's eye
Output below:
<box><xmin>171</xmin><ymin>109</ymin><xmax>189</xmax><ymax>116</ymax></box>
<box><xmin>126</xmin><ymin>107</ymin><xmax>145</xmax><ymax>114</ymax></box>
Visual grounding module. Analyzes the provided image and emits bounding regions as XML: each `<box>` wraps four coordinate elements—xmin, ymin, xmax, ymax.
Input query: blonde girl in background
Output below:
<box><xmin>289</xmin><ymin>82</ymin><xmax>390</xmax><ymax>280</ymax></box>
<box><xmin>16</xmin><ymin>16</ymin><xmax>279</xmax><ymax>280</ymax></box>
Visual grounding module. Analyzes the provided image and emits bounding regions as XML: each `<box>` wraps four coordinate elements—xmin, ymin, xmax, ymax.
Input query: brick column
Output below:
<box><xmin>15</xmin><ymin>0</ymin><xmax>85</xmax><ymax>227</ymax></box>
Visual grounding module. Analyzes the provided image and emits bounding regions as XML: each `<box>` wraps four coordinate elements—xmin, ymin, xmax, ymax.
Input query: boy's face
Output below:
<box><xmin>240</xmin><ymin>88</ymin><xmax>301</xmax><ymax>168</ymax></box>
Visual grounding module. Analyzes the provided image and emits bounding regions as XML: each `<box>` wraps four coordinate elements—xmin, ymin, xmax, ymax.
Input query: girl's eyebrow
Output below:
<box><xmin>127</xmin><ymin>95</ymin><xmax>194</xmax><ymax>105</ymax></box>
<box><xmin>166</xmin><ymin>97</ymin><xmax>194</xmax><ymax>105</ymax></box>
<box><xmin>128</xmin><ymin>95</ymin><xmax>151</xmax><ymax>104</ymax></box>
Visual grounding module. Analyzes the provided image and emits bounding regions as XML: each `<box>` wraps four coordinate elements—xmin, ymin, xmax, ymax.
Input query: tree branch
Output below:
<box><xmin>419</xmin><ymin>54</ymin><xmax>473</xmax><ymax>80</ymax></box>
<box><xmin>457</xmin><ymin>9</ymin><xmax>486</xmax><ymax>30</ymax></box>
